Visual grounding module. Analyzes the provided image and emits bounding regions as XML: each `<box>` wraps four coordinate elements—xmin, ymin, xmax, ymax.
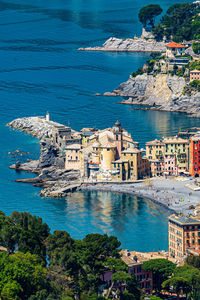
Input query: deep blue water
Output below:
<box><xmin>0</xmin><ymin>0</ymin><xmax>197</xmax><ymax>251</ymax></box>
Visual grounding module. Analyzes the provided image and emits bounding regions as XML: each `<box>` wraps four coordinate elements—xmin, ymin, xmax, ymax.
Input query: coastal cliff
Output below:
<box><xmin>79</xmin><ymin>37</ymin><xmax>166</xmax><ymax>52</ymax></box>
<box><xmin>108</xmin><ymin>74</ymin><xmax>200</xmax><ymax>116</ymax></box>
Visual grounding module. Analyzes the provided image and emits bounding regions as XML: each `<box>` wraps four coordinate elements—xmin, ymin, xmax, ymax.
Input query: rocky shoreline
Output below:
<box><xmin>79</xmin><ymin>37</ymin><xmax>166</xmax><ymax>52</ymax></box>
<box><xmin>103</xmin><ymin>73</ymin><xmax>200</xmax><ymax>117</ymax></box>
<box><xmin>7</xmin><ymin>117</ymin><xmax>200</xmax><ymax>215</ymax></box>
<box><xmin>8</xmin><ymin>117</ymin><xmax>81</xmax><ymax>197</ymax></box>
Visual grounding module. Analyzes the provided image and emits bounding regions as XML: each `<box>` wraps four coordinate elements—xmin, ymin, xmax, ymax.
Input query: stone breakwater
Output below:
<box><xmin>8</xmin><ymin>116</ymin><xmax>63</xmax><ymax>140</ymax></box>
<box><xmin>8</xmin><ymin>117</ymin><xmax>81</xmax><ymax>197</ymax></box>
<box><xmin>78</xmin><ymin>37</ymin><xmax>166</xmax><ymax>52</ymax></box>
<box><xmin>105</xmin><ymin>74</ymin><xmax>200</xmax><ymax>116</ymax></box>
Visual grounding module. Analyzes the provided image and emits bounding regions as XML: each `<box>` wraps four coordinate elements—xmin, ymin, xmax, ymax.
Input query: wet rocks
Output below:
<box><xmin>9</xmin><ymin>160</ymin><xmax>40</xmax><ymax>173</ymax></box>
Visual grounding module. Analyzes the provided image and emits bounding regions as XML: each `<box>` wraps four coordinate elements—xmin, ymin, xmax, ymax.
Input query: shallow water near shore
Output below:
<box><xmin>0</xmin><ymin>0</ymin><xmax>197</xmax><ymax>250</ymax></box>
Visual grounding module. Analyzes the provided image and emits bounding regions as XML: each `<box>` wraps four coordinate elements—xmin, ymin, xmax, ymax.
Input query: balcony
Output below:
<box><xmin>88</xmin><ymin>162</ymin><xmax>100</xmax><ymax>170</ymax></box>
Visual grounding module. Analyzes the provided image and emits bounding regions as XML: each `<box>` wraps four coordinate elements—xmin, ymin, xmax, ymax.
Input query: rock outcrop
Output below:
<box><xmin>111</xmin><ymin>73</ymin><xmax>200</xmax><ymax>115</ymax></box>
<box><xmin>8</xmin><ymin>116</ymin><xmax>81</xmax><ymax>197</ymax></box>
<box><xmin>79</xmin><ymin>37</ymin><xmax>166</xmax><ymax>53</ymax></box>
<box><xmin>38</xmin><ymin>142</ymin><xmax>58</xmax><ymax>169</ymax></box>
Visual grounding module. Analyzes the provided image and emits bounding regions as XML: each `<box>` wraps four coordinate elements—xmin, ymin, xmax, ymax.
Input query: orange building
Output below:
<box><xmin>190</xmin><ymin>70</ymin><xmax>200</xmax><ymax>82</ymax></box>
<box><xmin>189</xmin><ymin>136</ymin><xmax>200</xmax><ymax>177</ymax></box>
<box><xmin>169</xmin><ymin>214</ymin><xmax>200</xmax><ymax>260</ymax></box>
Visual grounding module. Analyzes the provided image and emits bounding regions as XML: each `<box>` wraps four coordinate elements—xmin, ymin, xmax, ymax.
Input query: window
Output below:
<box><xmin>131</xmin><ymin>162</ymin><xmax>133</xmax><ymax>167</ymax></box>
<box><xmin>192</xmin><ymin>239</ymin><xmax>195</xmax><ymax>245</ymax></box>
<box><xmin>192</xmin><ymin>232</ymin><xmax>195</xmax><ymax>237</ymax></box>
<box><xmin>198</xmin><ymin>232</ymin><xmax>200</xmax><ymax>237</ymax></box>
<box><xmin>198</xmin><ymin>239</ymin><xmax>200</xmax><ymax>245</ymax></box>
<box><xmin>116</xmin><ymin>135</ymin><xmax>118</xmax><ymax>141</ymax></box>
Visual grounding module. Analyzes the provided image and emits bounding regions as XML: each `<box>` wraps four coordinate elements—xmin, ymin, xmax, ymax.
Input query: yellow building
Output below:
<box><xmin>146</xmin><ymin>139</ymin><xmax>164</xmax><ymax>161</ymax></box>
<box><xmin>76</xmin><ymin>121</ymin><xmax>147</xmax><ymax>181</ymax></box>
<box><xmin>100</xmin><ymin>143</ymin><xmax>116</xmax><ymax>170</ymax></box>
<box><xmin>112</xmin><ymin>149</ymin><xmax>150</xmax><ymax>181</ymax></box>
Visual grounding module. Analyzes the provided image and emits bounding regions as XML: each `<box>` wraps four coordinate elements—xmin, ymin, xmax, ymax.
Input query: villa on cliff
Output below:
<box><xmin>156</xmin><ymin>41</ymin><xmax>190</xmax><ymax>74</ymax></box>
<box><xmin>166</xmin><ymin>42</ymin><xmax>187</xmax><ymax>57</ymax></box>
<box><xmin>65</xmin><ymin>121</ymin><xmax>150</xmax><ymax>181</ymax></box>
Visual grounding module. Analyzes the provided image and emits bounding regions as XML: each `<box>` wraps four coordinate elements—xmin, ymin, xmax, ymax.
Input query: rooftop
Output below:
<box><xmin>190</xmin><ymin>69</ymin><xmax>200</xmax><ymax>73</ymax></box>
<box><xmin>146</xmin><ymin>139</ymin><xmax>164</xmax><ymax>146</ymax></box>
<box><xmin>169</xmin><ymin>214</ymin><xmax>200</xmax><ymax>225</ymax></box>
<box><xmin>190</xmin><ymin>135</ymin><xmax>200</xmax><ymax>141</ymax></box>
<box><xmin>113</xmin><ymin>159</ymin><xmax>129</xmax><ymax>164</ymax></box>
<box><xmin>122</xmin><ymin>148</ymin><xmax>141</xmax><ymax>154</ymax></box>
<box><xmin>163</xmin><ymin>137</ymin><xmax>189</xmax><ymax>144</ymax></box>
<box><xmin>166</xmin><ymin>42</ymin><xmax>187</xmax><ymax>48</ymax></box>
<box><xmin>66</xmin><ymin>144</ymin><xmax>81</xmax><ymax>150</ymax></box>
<box><xmin>121</xmin><ymin>250</ymin><xmax>168</xmax><ymax>267</ymax></box>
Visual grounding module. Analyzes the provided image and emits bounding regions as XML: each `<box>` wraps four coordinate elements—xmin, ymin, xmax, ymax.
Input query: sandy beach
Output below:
<box><xmin>81</xmin><ymin>178</ymin><xmax>200</xmax><ymax>215</ymax></box>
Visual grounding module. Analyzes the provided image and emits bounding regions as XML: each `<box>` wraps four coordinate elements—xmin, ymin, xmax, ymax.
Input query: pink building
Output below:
<box><xmin>164</xmin><ymin>154</ymin><xmax>178</xmax><ymax>176</ymax></box>
<box><xmin>150</xmin><ymin>160</ymin><xmax>165</xmax><ymax>177</ymax></box>
<box><xmin>101</xmin><ymin>251</ymin><xmax>153</xmax><ymax>294</ymax></box>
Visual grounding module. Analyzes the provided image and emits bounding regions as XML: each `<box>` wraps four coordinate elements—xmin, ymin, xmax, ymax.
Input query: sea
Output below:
<box><xmin>0</xmin><ymin>0</ymin><xmax>197</xmax><ymax>251</ymax></box>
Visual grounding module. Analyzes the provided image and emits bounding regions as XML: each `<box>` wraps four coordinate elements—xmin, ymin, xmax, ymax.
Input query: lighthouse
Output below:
<box><xmin>46</xmin><ymin>112</ymin><xmax>50</xmax><ymax>121</ymax></box>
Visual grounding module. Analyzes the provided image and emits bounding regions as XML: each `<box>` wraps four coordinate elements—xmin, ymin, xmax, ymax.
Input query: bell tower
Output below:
<box><xmin>113</xmin><ymin>121</ymin><xmax>122</xmax><ymax>158</ymax></box>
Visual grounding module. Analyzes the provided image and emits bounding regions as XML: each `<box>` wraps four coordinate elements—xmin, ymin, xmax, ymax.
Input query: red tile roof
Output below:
<box><xmin>166</xmin><ymin>42</ymin><xmax>187</xmax><ymax>48</ymax></box>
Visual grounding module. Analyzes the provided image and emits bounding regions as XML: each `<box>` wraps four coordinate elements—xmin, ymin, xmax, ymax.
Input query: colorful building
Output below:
<box><xmin>102</xmin><ymin>250</ymin><xmax>153</xmax><ymax>294</ymax></box>
<box><xmin>169</xmin><ymin>214</ymin><xmax>200</xmax><ymax>260</ymax></box>
<box><xmin>79</xmin><ymin>121</ymin><xmax>144</xmax><ymax>181</ymax></box>
<box><xmin>164</xmin><ymin>154</ymin><xmax>177</xmax><ymax>176</ymax></box>
<box><xmin>111</xmin><ymin>148</ymin><xmax>150</xmax><ymax>181</ymax></box>
<box><xmin>163</xmin><ymin>137</ymin><xmax>189</xmax><ymax>175</ymax></box>
<box><xmin>146</xmin><ymin>139</ymin><xmax>165</xmax><ymax>176</ymax></box>
<box><xmin>190</xmin><ymin>70</ymin><xmax>200</xmax><ymax>82</ymax></box>
<box><xmin>189</xmin><ymin>136</ymin><xmax>200</xmax><ymax>177</ymax></box>
<box><xmin>146</xmin><ymin>139</ymin><xmax>164</xmax><ymax>161</ymax></box>
<box><xmin>166</xmin><ymin>42</ymin><xmax>187</xmax><ymax>57</ymax></box>
<box><xmin>150</xmin><ymin>160</ymin><xmax>165</xmax><ymax>177</ymax></box>
<box><xmin>65</xmin><ymin>144</ymin><xmax>82</xmax><ymax>170</ymax></box>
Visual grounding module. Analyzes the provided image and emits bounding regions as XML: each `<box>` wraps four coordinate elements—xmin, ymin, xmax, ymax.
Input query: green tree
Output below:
<box><xmin>105</xmin><ymin>257</ymin><xmax>128</xmax><ymax>272</ymax></box>
<box><xmin>0</xmin><ymin>251</ymin><xmax>49</xmax><ymax>299</ymax></box>
<box><xmin>161</xmin><ymin>3</ymin><xmax>197</xmax><ymax>41</ymax></box>
<box><xmin>0</xmin><ymin>211</ymin><xmax>50</xmax><ymax>261</ymax></box>
<box><xmin>142</xmin><ymin>259</ymin><xmax>176</xmax><ymax>291</ymax></box>
<box><xmin>174</xmin><ymin>265</ymin><xmax>200</xmax><ymax>300</ymax></box>
<box><xmin>126</xmin><ymin>272</ymin><xmax>141</xmax><ymax>300</ymax></box>
<box><xmin>162</xmin><ymin>277</ymin><xmax>190</xmax><ymax>299</ymax></box>
<box><xmin>1</xmin><ymin>281</ymin><xmax>22</xmax><ymax>300</ymax></box>
<box><xmin>138</xmin><ymin>5</ymin><xmax>163</xmax><ymax>28</ymax></box>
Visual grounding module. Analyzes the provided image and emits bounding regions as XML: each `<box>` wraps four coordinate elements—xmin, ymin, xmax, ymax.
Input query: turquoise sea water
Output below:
<box><xmin>0</xmin><ymin>0</ymin><xmax>198</xmax><ymax>251</ymax></box>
